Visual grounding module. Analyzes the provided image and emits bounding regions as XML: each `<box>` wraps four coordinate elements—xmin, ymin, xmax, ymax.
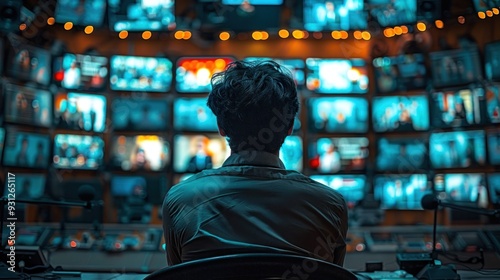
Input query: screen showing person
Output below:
<box><xmin>372</xmin><ymin>54</ymin><xmax>427</xmax><ymax>94</ymax></box>
<box><xmin>429</xmin><ymin>130</ymin><xmax>486</xmax><ymax>169</ymax></box>
<box><xmin>488</xmin><ymin>173</ymin><xmax>500</xmax><ymax>205</ymax></box>
<box><xmin>108</xmin><ymin>0</ymin><xmax>175</xmax><ymax>32</ymax></box>
<box><xmin>53</xmin><ymin>134</ymin><xmax>104</xmax><ymax>169</ymax></box>
<box><xmin>434</xmin><ymin>173</ymin><xmax>488</xmax><ymax>208</ymax></box>
<box><xmin>303</xmin><ymin>0</ymin><xmax>367</xmax><ymax>31</ymax></box>
<box><xmin>6</xmin><ymin>34</ymin><xmax>51</xmax><ymax>86</ymax></box>
<box><xmin>54</xmin><ymin>92</ymin><xmax>107</xmax><ymax>133</ymax></box>
<box><xmin>306</xmin><ymin>58</ymin><xmax>368</xmax><ymax>93</ymax></box>
<box><xmin>112</xmin><ymin>98</ymin><xmax>168</xmax><ymax>131</ymax></box>
<box><xmin>53</xmin><ymin>53</ymin><xmax>108</xmax><ymax>90</ymax></box>
<box><xmin>310</xmin><ymin>175</ymin><xmax>366</xmax><ymax>207</ymax></box>
<box><xmin>279</xmin><ymin>136</ymin><xmax>303</xmax><ymax>171</ymax></box>
<box><xmin>309</xmin><ymin>137</ymin><xmax>369</xmax><ymax>173</ymax></box>
<box><xmin>176</xmin><ymin>57</ymin><xmax>235</xmax><ymax>93</ymax></box>
<box><xmin>486</xmin><ymin>85</ymin><xmax>500</xmax><ymax>123</ymax></box>
<box><xmin>110</xmin><ymin>55</ymin><xmax>173</xmax><ymax>92</ymax></box>
<box><xmin>429</xmin><ymin>48</ymin><xmax>482</xmax><ymax>88</ymax></box>
<box><xmin>173</xmin><ymin>135</ymin><xmax>230</xmax><ymax>173</ymax></box>
<box><xmin>3</xmin><ymin>83</ymin><xmax>52</xmax><ymax>127</ymax></box>
<box><xmin>487</xmin><ymin>130</ymin><xmax>500</xmax><ymax>165</ymax></box>
<box><xmin>111</xmin><ymin>175</ymin><xmax>168</xmax><ymax>206</ymax></box>
<box><xmin>55</xmin><ymin>0</ymin><xmax>106</xmax><ymax>26</ymax></box>
<box><xmin>2</xmin><ymin>130</ymin><xmax>50</xmax><ymax>168</ymax></box>
<box><xmin>244</xmin><ymin>57</ymin><xmax>305</xmax><ymax>87</ymax></box>
<box><xmin>173</xmin><ymin>98</ymin><xmax>218</xmax><ymax>131</ymax></box>
<box><xmin>376</xmin><ymin>137</ymin><xmax>428</xmax><ymax>172</ymax></box>
<box><xmin>3</xmin><ymin>174</ymin><xmax>45</xmax><ymax>200</ymax></box>
<box><xmin>485</xmin><ymin>41</ymin><xmax>500</xmax><ymax>81</ymax></box>
<box><xmin>308</xmin><ymin>97</ymin><xmax>369</xmax><ymax>133</ymax></box>
<box><xmin>110</xmin><ymin>135</ymin><xmax>170</xmax><ymax>171</ymax></box>
<box><xmin>431</xmin><ymin>87</ymin><xmax>486</xmax><ymax>128</ymax></box>
<box><xmin>374</xmin><ymin>174</ymin><xmax>430</xmax><ymax>210</ymax></box>
<box><xmin>372</xmin><ymin>95</ymin><xmax>430</xmax><ymax>132</ymax></box>
<box><xmin>0</xmin><ymin>128</ymin><xmax>5</xmax><ymax>165</ymax></box>
<box><xmin>367</xmin><ymin>0</ymin><xmax>417</xmax><ymax>27</ymax></box>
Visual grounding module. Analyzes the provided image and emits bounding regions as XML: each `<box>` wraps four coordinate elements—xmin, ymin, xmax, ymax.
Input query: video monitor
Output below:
<box><xmin>306</xmin><ymin>58</ymin><xmax>368</xmax><ymax>94</ymax></box>
<box><xmin>112</xmin><ymin>98</ymin><xmax>168</xmax><ymax>131</ymax></box>
<box><xmin>303</xmin><ymin>0</ymin><xmax>367</xmax><ymax>31</ymax></box>
<box><xmin>487</xmin><ymin>130</ymin><xmax>500</xmax><ymax>165</ymax></box>
<box><xmin>3</xmin><ymin>173</ymin><xmax>46</xmax><ymax>200</ymax></box>
<box><xmin>372</xmin><ymin>95</ymin><xmax>430</xmax><ymax>132</ymax></box>
<box><xmin>374</xmin><ymin>174</ymin><xmax>430</xmax><ymax>210</ymax></box>
<box><xmin>54</xmin><ymin>92</ymin><xmax>106</xmax><ymax>133</ymax></box>
<box><xmin>110</xmin><ymin>135</ymin><xmax>170</xmax><ymax>171</ymax></box>
<box><xmin>434</xmin><ymin>173</ymin><xmax>488</xmax><ymax>208</ymax></box>
<box><xmin>176</xmin><ymin>57</ymin><xmax>235</xmax><ymax>93</ymax></box>
<box><xmin>367</xmin><ymin>0</ymin><xmax>417</xmax><ymax>27</ymax></box>
<box><xmin>473</xmin><ymin>0</ymin><xmax>500</xmax><ymax>12</ymax></box>
<box><xmin>107</xmin><ymin>0</ymin><xmax>175</xmax><ymax>32</ymax></box>
<box><xmin>308</xmin><ymin>97</ymin><xmax>369</xmax><ymax>133</ymax></box>
<box><xmin>55</xmin><ymin>0</ymin><xmax>106</xmax><ymax>26</ymax></box>
<box><xmin>429</xmin><ymin>130</ymin><xmax>486</xmax><ymax>169</ymax></box>
<box><xmin>308</xmin><ymin>137</ymin><xmax>369</xmax><ymax>173</ymax></box>
<box><xmin>280</xmin><ymin>136</ymin><xmax>303</xmax><ymax>171</ymax></box>
<box><xmin>111</xmin><ymin>175</ymin><xmax>168</xmax><ymax>206</ymax></box>
<box><xmin>372</xmin><ymin>54</ymin><xmax>427</xmax><ymax>94</ymax></box>
<box><xmin>0</xmin><ymin>128</ymin><xmax>5</xmax><ymax>165</ymax></box>
<box><xmin>310</xmin><ymin>174</ymin><xmax>366</xmax><ymax>206</ymax></box>
<box><xmin>376</xmin><ymin>137</ymin><xmax>428</xmax><ymax>172</ymax></box>
<box><xmin>485</xmin><ymin>41</ymin><xmax>500</xmax><ymax>81</ymax></box>
<box><xmin>53</xmin><ymin>53</ymin><xmax>108</xmax><ymax>91</ymax></box>
<box><xmin>173</xmin><ymin>134</ymin><xmax>230</xmax><ymax>173</ymax></box>
<box><xmin>2</xmin><ymin>130</ymin><xmax>50</xmax><ymax>169</ymax></box>
<box><xmin>53</xmin><ymin>134</ymin><xmax>104</xmax><ymax>170</ymax></box>
<box><xmin>54</xmin><ymin>178</ymin><xmax>103</xmax><ymax>223</ymax></box>
<box><xmin>486</xmin><ymin>84</ymin><xmax>500</xmax><ymax>124</ymax></box>
<box><xmin>488</xmin><ymin>173</ymin><xmax>500</xmax><ymax>205</ymax></box>
<box><xmin>429</xmin><ymin>48</ymin><xmax>482</xmax><ymax>88</ymax></box>
<box><xmin>431</xmin><ymin>87</ymin><xmax>486</xmax><ymax>128</ymax></box>
<box><xmin>244</xmin><ymin>57</ymin><xmax>305</xmax><ymax>87</ymax></box>
<box><xmin>110</xmin><ymin>55</ymin><xmax>173</xmax><ymax>92</ymax></box>
<box><xmin>5</xmin><ymin>34</ymin><xmax>51</xmax><ymax>86</ymax></box>
<box><xmin>173</xmin><ymin>98</ymin><xmax>218</xmax><ymax>131</ymax></box>
<box><xmin>3</xmin><ymin>83</ymin><xmax>52</xmax><ymax>127</ymax></box>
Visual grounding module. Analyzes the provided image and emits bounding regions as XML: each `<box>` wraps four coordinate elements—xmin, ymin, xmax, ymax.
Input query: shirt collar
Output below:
<box><xmin>222</xmin><ymin>150</ymin><xmax>286</xmax><ymax>169</ymax></box>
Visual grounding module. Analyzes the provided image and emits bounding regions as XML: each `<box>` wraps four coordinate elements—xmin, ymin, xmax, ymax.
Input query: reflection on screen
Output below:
<box><xmin>308</xmin><ymin>97</ymin><xmax>368</xmax><ymax>133</ymax></box>
<box><xmin>176</xmin><ymin>57</ymin><xmax>234</xmax><ymax>93</ymax></box>
<box><xmin>486</xmin><ymin>85</ymin><xmax>500</xmax><ymax>123</ymax></box>
<box><xmin>53</xmin><ymin>53</ymin><xmax>108</xmax><ymax>90</ymax></box>
<box><xmin>173</xmin><ymin>135</ymin><xmax>230</xmax><ymax>173</ymax></box>
<box><xmin>111</xmin><ymin>135</ymin><xmax>170</xmax><ymax>171</ymax></box>
<box><xmin>55</xmin><ymin>0</ymin><xmax>106</xmax><ymax>26</ymax></box>
<box><xmin>485</xmin><ymin>41</ymin><xmax>500</xmax><ymax>81</ymax></box>
<box><xmin>306</xmin><ymin>58</ymin><xmax>368</xmax><ymax>93</ymax></box>
<box><xmin>304</xmin><ymin>0</ymin><xmax>367</xmax><ymax>31</ymax></box>
<box><xmin>368</xmin><ymin>0</ymin><xmax>416</xmax><ymax>27</ymax></box>
<box><xmin>53</xmin><ymin>134</ymin><xmax>104</xmax><ymax>169</ymax></box>
<box><xmin>108</xmin><ymin>0</ymin><xmax>175</xmax><ymax>31</ymax></box>
<box><xmin>374</xmin><ymin>174</ymin><xmax>429</xmax><ymax>210</ymax></box>
<box><xmin>309</xmin><ymin>137</ymin><xmax>368</xmax><ymax>173</ymax></box>
<box><xmin>174</xmin><ymin>98</ymin><xmax>218</xmax><ymax>131</ymax></box>
<box><xmin>54</xmin><ymin>93</ymin><xmax>106</xmax><ymax>132</ymax></box>
<box><xmin>373</xmin><ymin>95</ymin><xmax>429</xmax><ymax>132</ymax></box>
<box><xmin>434</xmin><ymin>173</ymin><xmax>488</xmax><ymax>208</ymax></box>
<box><xmin>244</xmin><ymin>57</ymin><xmax>305</xmax><ymax>86</ymax></box>
<box><xmin>110</xmin><ymin>55</ymin><xmax>172</xmax><ymax>92</ymax></box>
<box><xmin>488</xmin><ymin>173</ymin><xmax>500</xmax><ymax>205</ymax></box>
<box><xmin>431</xmin><ymin>87</ymin><xmax>485</xmax><ymax>128</ymax></box>
<box><xmin>310</xmin><ymin>175</ymin><xmax>366</xmax><ymax>206</ymax></box>
<box><xmin>429</xmin><ymin>131</ymin><xmax>486</xmax><ymax>169</ymax></box>
<box><xmin>372</xmin><ymin>54</ymin><xmax>427</xmax><ymax>93</ymax></box>
<box><xmin>487</xmin><ymin>130</ymin><xmax>500</xmax><ymax>165</ymax></box>
<box><xmin>3</xmin><ymin>131</ymin><xmax>50</xmax><ymax>169</ymax></box>
<box><xmin>376</xmin><ymin>138</ymin><xmax>427</xmax><ymax>172</ymax></box>
<box><xmin>3</xmin><ymin>174</ymin><xmax>45</xmax><ymax>200</ymax></box>
<box><xmin>430</xmin><ymin>48</ymin><xmax>482</xmax><ymax>88</ymax></box>
<box><xmin>279</xmin><ymin>136</ymin><xmax>303</xmax><ymax>171</ymax></box>
<box><xmin>3</xmin><ymin>83</ymin><xmax>52</xmax><ymax>127</ymax></box>
<box><xmin>6</xmin><ymin>34</ymin><xmax>51</xmax><ymax>85</ymax></box>
<box><xmin>112</xmin><ymin>98</ymin><xmax>168</xmax><ymax>131</ymax></box>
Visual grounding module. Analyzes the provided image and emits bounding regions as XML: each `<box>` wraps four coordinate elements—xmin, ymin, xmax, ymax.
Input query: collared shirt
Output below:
<box><xmin>162</xmin><ymin>151</ymin><xmax>348</xmax><ymax>266</ymax></box>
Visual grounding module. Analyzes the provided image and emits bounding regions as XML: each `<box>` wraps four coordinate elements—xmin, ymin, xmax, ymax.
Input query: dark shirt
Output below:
<box><xmin>162</xmin><ymin>151</ymin><xmax>348</xmax><ymax>266</ymax></box>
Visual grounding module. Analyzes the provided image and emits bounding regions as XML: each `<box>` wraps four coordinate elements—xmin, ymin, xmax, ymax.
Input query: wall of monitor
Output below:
<box><xmin>1</xmin><ymin>1</ymin><xmax>500</xmax><ymax>226</ymax></box>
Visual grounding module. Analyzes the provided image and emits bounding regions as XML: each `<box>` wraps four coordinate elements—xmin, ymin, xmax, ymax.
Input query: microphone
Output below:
<box><xmin>421</xmin><ymin>194</ymin><xmax>439</xmax><ymax>210</ymax></box>
<box><xmin>421</xmin><ymin>194</ymin><xmax>500</xmax><ymax>217</ymax></box>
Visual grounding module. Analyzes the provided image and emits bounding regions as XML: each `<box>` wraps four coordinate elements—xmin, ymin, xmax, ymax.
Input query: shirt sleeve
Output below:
<box><xmin>162</xmin><ymin>199</ymin><xmax>181</xmax><ymax>266</ymax></box>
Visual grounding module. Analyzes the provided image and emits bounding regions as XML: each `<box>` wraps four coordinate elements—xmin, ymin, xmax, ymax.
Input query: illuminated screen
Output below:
<box><xmin>53</xmin><ymin>134</ymin><xmax>104</xmax><ymax>170</ymax></box>
<box><xmin>173</xmin><ymin>135</ymin><xmax>230</xmax><ymax>173</ymax></box>
<box><xmin>431</xmin><ymin>87</ymin><xmax>486</xmax><ymax>128</ymax></box>
<box><xmin>303</xmin><ymin>0</ymin><xmax>367</xmax><ymax>31</ymax></box>
<box><xmin>222</xmin><ymin>0</ymin><xmax>283</xmax><ymax>4</ymax></box>
<box><xmin>488</xmin><ymin>130</ymin><xmax>500</xmax><ymax>165</ymax></box>
<box><xmin>3</xmin><ymin>173</ymin><xmax>45</xmax><ymax>200</ymax></box>
<box><xmin>376</xmin><ymin>137</ymin><xmax>428</xmax><ymax>172</ymax></box>
<box><xmin>174</xmin><ymin>98</ymin><xmax>218</xmax><ymax>131</ymax></box>
<box><xmin>372</xmin><ymin>95</ymin><xmax>430</xmax><ymax>132</ymax></box>
<box><xmin>486</xmin><ymin>85</ymin><xmax>500</xmax><ymax>123</ymax></box>
<box><xmin>111</xmin><ymin>175</ymin><xmax>168</xmax><ymax>205</ymax></box>
<box><xmin>434</xmin><ymin>173</ymin><xmax>488</xmax><ymax>208</ymax></box>
<box><xmin>53</xmin><ymin>53</ymin><xmax>108</xmax><ymax>91</ymax></box>
<box><xmin>3</xmin><ymin>83</ymin><xmax>52</xmax><ymax>127</ymax></box>
<box><xmin>244</xmin><ymin>57</ymin><xmax>305</xmax><ymax>87</ymax></box>
<box><xmin>488</xmin><ymin>174</ymin><xmax>500</xmax><ymax>205</ymax></box>
<box><xmin>368</xmin><ymin>0</ymin><xmax>416</xmax><ymax>27</ymax></box>
<box><xmin>308</xmin><ymin>97</ymin><xmax>369</xmax><ymax>133</ymax></box>
<box><xmin>280</xmin><ymin>136</ymin><xmax>303</xmax><ymax>171</ymax></box>
<box><xmin>2</xmin><ymin>130</ymin><xmax>50</xmax><ymax>169</ymax></box>
<box><xmin>372</xmin><ymin>54</ymin><xmax>427</xmax><ymax>94</ymax></box>
<box><xmin>54</xmin><ymin>92</ymin><xmax>106</xmax><ymax>133</ymax></box>
<box><xmin>112</xmin><ymin>98</ymin><xmax>168</xmax><ymax>131</ymax></box>
<box><xmin>429</xmin><ymin>131</ymin><xmax>486</xmax><ymax>169</ymax></box>
<box><xmin>0</xmin><ymin>128</ymin><xmax>5</xmax><ymax>164</ymax></box>
<box><xmin>374</xmin><ymin>174</ymin><xmax>430</xmax><ymax>210</ymax></box>
<box><xmin>485</xmin><ymin>41</ymin><xmax>500</xmax><ymax>81</ymax></box>
<box><xmin>110</xmin><ymin>55</ymin><xmax>173</xmax><ymax>92</ymax></box>
<box><xmin>55</xmin><ymin>0</ymin><xmax>106</xmax><ymax>26</ymax></box>
<box><xmin>429</xmin><ymin>48</ymin><xmax>482</xmax><ymax>88</ymax></box>
<box><xmin>310</xmin><ymin>175</ymin><xmax>366</xmax><ymax>206</ymax></box>
<box><xmin>110</xmin><ymin>135</ymin><xmax>170</xmax><ymax>171</ymax></box>
<box><xmin>176</xmin><ymin>57</ymin><xmax>235</xmax><ymax>93</ymax></box>
<box><xmin>473</xmin><ymin>0</ymin><xmax>500</xmax><ymax>12</ymax></box>
<box><xmin>107</xmin><ymin>0</ymin><xmax>175</xmax><ymax>31</ymax></box>
<box><xmin>306</xmin><ymin>58</ymin><xmax>368</xmax><ymax>93</ymax></box>
<box><xmin>308</xmin><ymin>137</ymin><xmax>369</xmax><ymax>173</ymax></box>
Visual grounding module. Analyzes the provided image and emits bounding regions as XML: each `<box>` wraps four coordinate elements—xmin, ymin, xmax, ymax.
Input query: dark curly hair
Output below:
<box><xmin>207</xmin><ymin>60</ymin><xmax>299</xmax><ymax>154</ymax></box>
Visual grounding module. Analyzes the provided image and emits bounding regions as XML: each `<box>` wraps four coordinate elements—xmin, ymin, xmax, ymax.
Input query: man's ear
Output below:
<box><xmin>217</xmin><ymin>122</ymin><xmax>226</xmax><ymax>137</ymax></box>
<box><xmin>287</xmin><ymin>120</ymin><xmax>294</xmax><ymax>136</ymax></box>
